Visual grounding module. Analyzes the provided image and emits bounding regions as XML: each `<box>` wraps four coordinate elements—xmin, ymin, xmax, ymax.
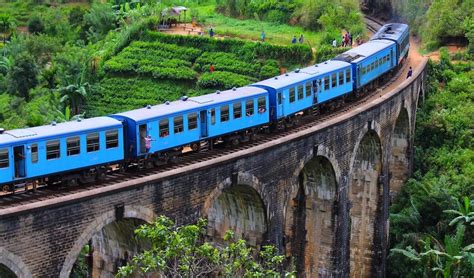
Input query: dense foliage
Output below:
<box><xmin>388</xmin><ymin>52</ymin><xmax>474</xmax><ymax>277</ymax></box>
<box><xmin>117</xmin><ymin>216</ymin><xmax>293</xmax><ymax>277</ymax></box>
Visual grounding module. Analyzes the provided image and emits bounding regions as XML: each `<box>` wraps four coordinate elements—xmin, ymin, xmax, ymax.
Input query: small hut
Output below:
<box><xmin>159</xmin><ymin>6</ymin><xmax>187</xmax><ymax>29</ymax></box>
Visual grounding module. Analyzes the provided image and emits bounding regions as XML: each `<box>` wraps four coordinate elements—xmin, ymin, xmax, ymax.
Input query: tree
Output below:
<box><xmin>58</xmin><ymin>81</ymin><xmax>90</xmax><ymax>116</ymax></box>
<box><xmin>7</xmin><ymin>52</ymin><xmax>39</xmax><ymax>101</ymax></box>
<box><xmin>0</xmin><ymin>14</ymin><xmax>15</xmax><ymax>43</ymax></box>
<box><xmin>27</xmin><ymin>16</ymin><xmax>45</xmax><ymax>34</ymax></box>
<box><xmin>117</xmin><ymin>216</ymin><xmax>294</xmax><ymax>277</ymax></box>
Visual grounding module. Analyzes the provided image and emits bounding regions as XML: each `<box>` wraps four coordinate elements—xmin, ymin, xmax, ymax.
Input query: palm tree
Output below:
<box><xmin>58</xmin><ymin>80</ymin><xmax>90</xmax><ymax>116</ymax></box>
<box><xmin>444</xmin><ymin>197</ymin><xmax>474</xmax><ymax>226</ymax></box>
<box><xmin>0</xmin><ymin>14</ymin><xmax>14</xmax><ymax>43</ymax></box>
<box><xmin>0</xmin><ymin>55</ymin><xmax>12</xmax><ymax>75</ymax></box>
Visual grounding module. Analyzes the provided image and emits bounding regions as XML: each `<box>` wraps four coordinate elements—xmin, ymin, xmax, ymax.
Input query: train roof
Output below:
<box><xmin>333</xmin><ymin>39</ymin><xmax>395</xmax><ymax>63</ymax></box>
<box><xmin>371</xmin><ymin>23</ymin><xmax>409</xmax><ymax>42</ymax></box>
<box><xmin>111</xmin><ymin>86</ymin><xmax>268</xmax><ymax>122</ymax></box>
<box><xmin>0</xmin><ymin>117</ymin><xmax>122</xmax><ymax>146</ymax></box>
<box><xmin>252</xmin><ymin>60</ymin><xmax>351</xmax><ymax>90</ymax></box>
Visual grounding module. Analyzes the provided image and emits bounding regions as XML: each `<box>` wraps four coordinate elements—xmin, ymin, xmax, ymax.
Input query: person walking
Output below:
<box><xmin>209</xmin><ymin>63</ymin><xmax>215</xmax><ymax>73</ymax></box>
<box><xmin>406</xmin><ymin>66</ymin><xmax>413</xmax><ymax>79</ymax></box>
<box><xmin>292</xmin><ymin>35</ymin><xmax>297</xmax><ymax>44</ymax></box>
<box><xmin>209</xmin><ymin>27</ymin><xmax>214</xmax><ymax>38</ymax></box>
<box><xmin>348</xmin><ymin>32</ymin><xmax>353</xmax><ymax>47</ymax></box>
<box><xmin>299</xmin><ymin>34</ymin><xmax>304</xmax><ymax>44</ymax></box>
<box><xmin>260</xmin><ymin>30</ymin><xmax>265</xmax><ymax>42</ymax></box>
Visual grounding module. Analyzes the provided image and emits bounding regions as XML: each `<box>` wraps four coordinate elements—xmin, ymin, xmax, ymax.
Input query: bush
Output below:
<box><xmin>27</xmin><ymin>16</ymin><xmax>45</xmax><ymax>34</ymax></box>
<box><xmin>197</xmin><ymin>71</ymin><xmax>257</xmax><ymax>90</ymax></box>
<box><xmin>259</xmin><ymin>59</ymin><xmax>280</xmax><ymax>79</ymax></box>
<box><xmin>194</xmin><ymin>52</ymin><xmax>260</xmax><ymax>77</ymax></box>
<box><xmin>315</xmin><ymin>45</ymin><xmax>350</xmax><ymax>63</ymax></box>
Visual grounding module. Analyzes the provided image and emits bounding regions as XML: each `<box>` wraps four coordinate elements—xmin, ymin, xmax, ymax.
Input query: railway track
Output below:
<box><xmin>0</xmin><ymin>18</ymin><xmax>394</xmax><ymax>210</ymax></box>
<box><xmin>364</xmin><ymin>15</ymin><xmax>384</xmax><ymax>34</ymax></box>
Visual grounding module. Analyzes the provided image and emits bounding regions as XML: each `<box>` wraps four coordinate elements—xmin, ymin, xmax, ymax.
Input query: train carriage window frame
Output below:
<box><xmin>188</xmin><ymin>112</ymin><xmax>198</xmax><ymax>130</ymax></box>
<box><xmin>289</xmin><ymin>87</ymin><xmax>296</xmax><ymax>103</ymax></box>
<box><xmin>0</xmin><ymin>148</ymin><xmax>9</xmax><ymax>168</ymax></box>
<box><xmin>67</xmin><ymin>136</ymin><xmax>81</xmax><ymax>156</ymax></box>
<box><xmin>46</xmin><ymin>140</ymin><xmax>61</xmax><ymax>160</ymax></box>
<box><xmin>346</xmin><ymin>69</ymin><xmax>351</xmax><ymax>83</ymax></box>
<box><xmin>220</xmin><ymin>105</ymin><xmax>229</xmax><ymax>122</ymax></box>
<box><xmin>324</xmin><ymin>76</ymin><xmax>329</xmax><ymax>91</ymax></box>
<box><xmin>246</xmin><ymin>100</ymin><xmax>254</xmax><ymax>116</ymax></box>
<box><xmin>106</xmin><ymin>130</ymin><xmax>119</xmax><ymax>149</ymax></box>
<box><xmin>297</xmin><ymin>84</ymin><xmax>304</xmax><ymax>100</ymax></box>
<box><xmin>258</xmin><ymin>96</ymin><xmax>266</xmax><ymax>113</ymax></box>
<box><xmin>331</xmin><ymin>73</ymin><xmax>337</xmax><ymax>88</ymax></box>
<box><xmin>159</xmin><ymin>119</ymin><xmax>169</xmax><ymax>137</ymax></box>
<box><xmin>31</xmin><ymin>144</ymin><xmax>38</xmax><ymax>163</ymax></box>
<box><xmin>277</xmin><ymin>92</ymin><xmax>282</xmax><ymax>105</ymax></box>
<box><xmin>86</xmin><ymin>133</ymin><xmax>100</xmax><ymax>153</ymax></box>
<box><xmin>210</xmin><ymin>108</ymin><xmax>216</xmax><ymax>125</ymax></box>
<box><xmin>339</xmin><ymin>71</ymin><xmax>344</xmax><ymax>85</ymax></box>
<box><xmin>174</xmin><ymin>116</ymin><xmax>184</xmax><ymax>133</ymax></box>
<box><xmin>305</xmin><ymin>82</ymin><xmax>312</xmax><ymax>97</ymax></box>
<box><xmin>233</xmin><ymin>102</ymin><xmax>242</xmax><ymax>119</ymax></box>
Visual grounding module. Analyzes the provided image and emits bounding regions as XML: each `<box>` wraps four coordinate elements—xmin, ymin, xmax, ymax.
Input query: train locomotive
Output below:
<box><xmin>0</xmin><ymin>23</ymin><xmax>409</xmax><ymax>192</ymax></box>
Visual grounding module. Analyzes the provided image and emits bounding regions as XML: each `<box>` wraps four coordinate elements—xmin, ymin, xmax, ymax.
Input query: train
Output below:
<box><xmin>0</xmin><ymin>23</ymin><xmax>409</xmax><ymax>192</ymax></box>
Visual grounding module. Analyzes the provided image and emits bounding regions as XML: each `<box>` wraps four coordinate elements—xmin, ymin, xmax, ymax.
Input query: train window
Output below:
<box><xmin>67</xmin><ymin>136</ymin><xmax>81</xmax><ymax>156</ymax></box>
<box><xmin>86</xmin><ymin>133</ymin><xmax>100</xmax><ymax>152</ymax></box>
<box><xmin>0</xmin><ymin>149</ymin><xmax>9</xmax><ymax>168</ymax></box>
<box><xmin>305</xmin><ymin>82</ymin><xmax>312</xmax><ymax>97</ymax></box>
<box><xmin>379</xmin><ymin>58</ymin><xmax>383</xmax><ymax>65</ymax></box>
<box><xmin>339</xmin><ymin>71</ymin><xmax>344</xmax><ymax>85</ymax></box>
<box><xmin>324</xmin><ymin>76</ymin><xmax>329</xmax><ymax>90</ymax></box>
<box><xmin>258</xmin><ymin>96</ymin><xmax>266</xmax><ymax>113</ymax></box>
<box><xmin>220</xmin><ymin>105</ymin><xmax>229</xmax><ymax>122</ymax></box>
<box><xmin>297</xmin><ymin>85</ymin><xmax>304</xmax><ymax>100</ymax></box>
<box><xmin>346</xmin><ymin>69</ymin><xmax>351</xmax><ymax>82</ymax></box>
<box><xmin>277</xmin><ymin>92</ymin><xmax>282</xmax><ymax>104</ymax></box>
<box><xmin>106</xmin><ymin>130</ymin><xmax>119</xmax><ymax>149</ymax></box>
<box><xmin>246</xmin><ymin>100</ymin><xmax>254</xmax><ymax>116</ymax></box>
<box><xmin>371</xmin><ymin>62</ymin><xmax>375</xmax><ymax>71</ymax></box>
<box><xmin>289</xmin><ymin>87</ymin><xmax>295</xmax><ymax>102</ymax></box>
<box><xmin>159</xmin><ymin>119</ymin><xmax>169</xmax><ymax>137</ymax></box>
<box><xmin>46</xmin><ymin>140</ymin><xmax>60</xmax><ymax>160</ymax></box>
<box><xmin>174</xmin><ymin>116</ymin><xmax>184</xmax><ymax>133</ymax></box>
<box><xmin>211</xmin><ymin>108</ymin><xmax>216</xmax><ymax>124</ymax></box>
<box><xmin>331</xmin><ymin>73</ymin><xmax>337</xmax><ymax>88</ymax></box>
<box><xmin>233</xmin><ymin>102</ymin><xmax>242</xmax><ymax>119</ymax></box>
<box><xmin>387</xmin><ymin>54</ymin><xmax>390</xmax><ymax>61</ymax></box>
<box><xmin>31</xmin><ymin>144</ymin><xmax>38</xmax><ymax>163</ymax></box>
<box><xmin>289</xmin><ymin>89</ymin><xmax>295</xmax><ymax>103</ymax></box>
<box><xmin>188</xmin><ymin>113</ymin><xmax>198</xmax><ymax>130</ymax></box>
<box><xmin>375</xmin><ymin>60</ymin><xmax>378</xmax><ymax>68</ymax></box>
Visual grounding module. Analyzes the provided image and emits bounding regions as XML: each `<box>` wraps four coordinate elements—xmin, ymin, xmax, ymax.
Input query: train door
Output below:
<box><xmin>200</xmin><ymin>110</ymin><xmax>208</xmax><ymax>138</ymax></box>
<box><xmin>13</xmin><ymin>146</ymin><xmax>26</xmax><ymax>179</ymax></box>
<box><xmin>139</xmin><ymin>124</ymin><xmax>147</xmax><ymax>154</ymax></box>
<box><xmin>277</xmin><ymin>91</ymin><xmax>284</xmax><ymax>118</ymax></box>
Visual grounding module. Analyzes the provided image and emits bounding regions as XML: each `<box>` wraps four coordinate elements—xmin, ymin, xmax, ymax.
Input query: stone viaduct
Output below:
<box><xmin>0</xmin><ymin>59</ymin><xmax>427</xmax><ymax>277</ymax></box>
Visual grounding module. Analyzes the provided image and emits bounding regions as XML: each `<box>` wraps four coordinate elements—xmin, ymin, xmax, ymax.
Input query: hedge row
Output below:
<box><xmin>129</xmin><ymin>41</ymin><xmax>202</xmax><ymax>61</ymax></box>
<box><xmin>197</xmin><ymin>71</ymin><xmax>258</xmax><ymax>90</ymax></box>
<box><xmin>315</xmin><ymin>45</ymin><xmax>351</xmax><ymax>63</ymax></box>
<box><xmin>141</xmin><ymin>31</ymin><xmax>313</xmax><ymax>64</ymax></box>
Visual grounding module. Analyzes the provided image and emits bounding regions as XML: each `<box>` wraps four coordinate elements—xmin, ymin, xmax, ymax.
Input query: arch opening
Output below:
<box><xmin>0</xmin><ymin>263</ymin><xmax>16</xmax><ymax>278</ymax></box>
<box><xmin>286</xmin><ymin>156</ymin><xmax>337</xmax><ymax>277</ymax></box>
<box><xmin>71</xmin><ymin>218</ymin><xmax>149</xmax><ymax>277</ymax></box>
<box><xmin>207</xmin><ymin>184</ymin><xmax>267</xmax><ymax>247</ymax></box>
<box><xmin>389</xmin><ymin>108</ymin><xmax>410</xmax><ymax>197</ymax></box>
<box><xmin>349</xmin><ymin>131</ymin><xmax>382</xmax><ymax>277</ymax></box>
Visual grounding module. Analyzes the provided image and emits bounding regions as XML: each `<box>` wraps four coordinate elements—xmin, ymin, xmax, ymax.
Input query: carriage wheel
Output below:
<box><xmin>2</xmin><ymin>184</ymin><xmax>12</xmax><ymax>192</ymax></box>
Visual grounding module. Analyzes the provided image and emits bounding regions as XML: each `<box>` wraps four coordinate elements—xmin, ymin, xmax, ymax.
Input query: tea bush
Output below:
<box><xmin>197</xmin><ymin>71</ymin><xmax>257</xmax><ymax>90</ymax></box>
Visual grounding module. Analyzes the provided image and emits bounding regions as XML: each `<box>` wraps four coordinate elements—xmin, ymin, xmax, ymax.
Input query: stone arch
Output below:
<box><xmin>0</xmin><ymin>248</ymin><xmax>32</xmax><ymax>278</ymax></box>
<box><xmin>348</xmin><ymin>128</ymin><xmax>383</xmax><ymax>277</ymax></box>
<box><xmin>204</xmin><ymin>173</ymin><xmax>267</xmax><ymax>246</ymax></box>
<box><xmin>60</xmin><ymin>205</ymin><xmax>156</xmax><ymax>278</ymax></box>
<box><xmin>284</xmin><ymin>145</ymin><xmax>340</xmax><ymax>277</ymax></box>
<box><xmin>389</xmin><ymin>108</ymin><xmax>410</xmax><ymax>197</ymax></box>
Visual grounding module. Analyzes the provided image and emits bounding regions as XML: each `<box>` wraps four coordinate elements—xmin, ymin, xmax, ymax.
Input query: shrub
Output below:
<box><xmin>27</xmin><ymin>16</ymin><xmax>45</xmax><ymax>34</ymax></box>
<box><xmin>194</xmin><ymin>52</ymin><xmax>260</xmax><ymax>77</ymax></box>
<box><xmin>259</xmin><ymin>59</ymin><xmax>280</xmax><ymax>79</ymax></box>
<box><xmin>197</xmin><ymin>71</ymin><xmax>257</xmax><ymax>90</ymax></box>
<box><xmin>315</xmin><ymin>45</ymin><xmax>350</xmax><ymax>63</ymax></box>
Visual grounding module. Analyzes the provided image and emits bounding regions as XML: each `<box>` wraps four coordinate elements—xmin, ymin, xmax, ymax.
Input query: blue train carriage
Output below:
<box><xmin>109</xmin><ymin>86</ymin><xmax>269</xmax><ymax>161</ymax></box>
<box><xmin>334</xmin><ymin>39</ymin><xmax>397</xmax><ymax>91</ymax></box>
<box><xmin>371</xmin><ymin>23</ymin><xmax>410</xmax><ymax>65</ymax></box>
<box><xmin>251</xmin><ymin>60</ymin><xmax>352</xmax><ymax>125</ymax></box>
<box><xmin>0</xmin><ymin>117</ymin><xmax>124</xmax><ymax>191</ymax></box>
